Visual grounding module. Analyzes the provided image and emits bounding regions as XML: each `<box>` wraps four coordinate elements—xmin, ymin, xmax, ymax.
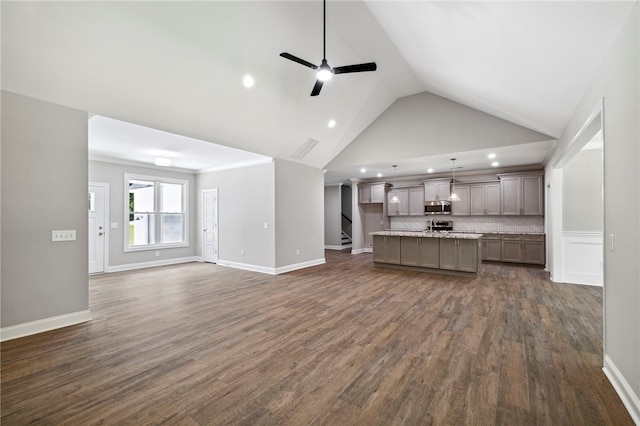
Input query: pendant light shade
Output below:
<box><xmin>448</xmin><ymin>158</ymin><xmax>460</xmax><ymax>202</ymax></box>
<box><xmin>390</xmin><ymin>165</ymin><xmax>401</xmax><ymax>204</ymax></box>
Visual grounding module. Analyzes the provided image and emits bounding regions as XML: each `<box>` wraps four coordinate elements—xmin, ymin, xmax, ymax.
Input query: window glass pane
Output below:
<box><xmin>161</xmin><ymin>183</ymin><xmax>182</xmax><ymax>213</ymax></box>
<box><xmin>161</xmin><ymin>214</ymin><xmax>183</xmax><ymax>243</ymax></box>
<box><xmin>129</xmin><ymin>213</ymin><xmax>156</xmax><ymax>246</ymax></box>
<box><xmin>129</xmin><ymin>180</ymin><xmax>154</xmax><ymax>213</ymax></box>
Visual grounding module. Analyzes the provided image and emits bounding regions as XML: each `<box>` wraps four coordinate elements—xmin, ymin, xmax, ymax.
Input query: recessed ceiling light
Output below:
<box><xmin>360</xmin><ymin>168</ymin><xmax>367</xmax><ymax>173</ymax></box>
<box><xmin>491</xmin><ymin>161</ymin><xmax>499</xmax><ymax>167</ymax></box>
<box><xmin>488</xmin><ymin>153</ymin><xmax>496</xmax><ymax>159</ymax></box>
<box><xmin>155</xmin><ymin>157</ymin><xmax>172</xmax><ymax>167</ymax></box>
<box><xmin>243</xmin><ymin>75</ymin><xmax>255</xmax><ymax>88</ymax></box>
<box><xmin>427</xmin><ymin>168</ymin><xmax>434</xmax><ymax>173</ymax></box>
<box><xmin>377</xmin><ymin>172</ymin><xmax>382</xmax><ymax>178</ymax></box>
<box><xmin>328</xmin><ymin>120</ymin><xmax>336</xmax><ymax>128</ymax></box>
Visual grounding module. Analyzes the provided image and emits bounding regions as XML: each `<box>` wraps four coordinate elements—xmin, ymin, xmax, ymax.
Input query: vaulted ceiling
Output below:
<box><xmin>2</xmin><ymin>1</ymin><xmax>636</xmax><ymax>181</ymax></box>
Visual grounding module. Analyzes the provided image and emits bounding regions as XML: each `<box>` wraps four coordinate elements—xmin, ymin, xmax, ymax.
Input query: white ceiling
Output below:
<box><xmin>2</xmin><ymin>1</ymin><xmax>636</xmax><ymax>180</ymax></box>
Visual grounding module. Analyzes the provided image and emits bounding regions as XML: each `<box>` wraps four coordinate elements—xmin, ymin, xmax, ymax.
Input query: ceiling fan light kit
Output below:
<box><xmin>280</xmin><ymin>0</ymin><xmax>377</xmax><ymax>96</ymax></box>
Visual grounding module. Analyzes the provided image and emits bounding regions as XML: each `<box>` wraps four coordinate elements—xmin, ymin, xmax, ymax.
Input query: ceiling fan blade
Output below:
<box><xmin>280</xmin><ymin>52</ymin><xmax>319</xmax><ymax>70</ymax></box>
<box><xmin>333</xmin><ymin>62</ymin><xmax>377</xmax><ymax>74</ymax></box>
<box><xmin>310</xmin><ymin>80</ymin><xmax>324</xmax><ymax>96</ymax></box>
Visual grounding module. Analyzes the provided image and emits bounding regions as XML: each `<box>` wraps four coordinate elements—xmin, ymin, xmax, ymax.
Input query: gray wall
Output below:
<box><xmin>546</xmin><ymin>3</ymin><xmax>639</xmax><ymax>407</ymax></box>
<box><xmin>324</xmin><ymin>185</ymin><xmax>342</xmax><ymax>247</ymax></box>
<box><xmin>1</xmin><ymin>92</ymin><xmax>88</xmax><ymax>327</ymax></box>
<box><xmin>196</xmin><ymin>162</ymin><xmax>276</xmax><ymax>268</ymax></box>
<box><xmin>88</xmin><ymin>160</ymin><xmax>197</xmax><ymax>268</ymax></box>
<box><xmin>274</xmin><ymin>159</ymin><xmax>325</xmax><ymax>267</ymax></box>
<box><xmin>562</xmin><ymin>148</ymin><xmax>603</xmax><ymax>232</ymax></box>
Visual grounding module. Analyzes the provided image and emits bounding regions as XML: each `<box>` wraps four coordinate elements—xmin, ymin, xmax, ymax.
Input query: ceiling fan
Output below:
<box><xmin>279</xmin><ymin>0</ymin><xmax>377</xmax><ymax>96</ymax></box>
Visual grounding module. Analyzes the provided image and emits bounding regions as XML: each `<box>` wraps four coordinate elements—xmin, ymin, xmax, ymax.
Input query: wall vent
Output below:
<box><xmin>290</xmin><ymin>138</ymin><xmax>319</xmax><ymax>160</ymax></box>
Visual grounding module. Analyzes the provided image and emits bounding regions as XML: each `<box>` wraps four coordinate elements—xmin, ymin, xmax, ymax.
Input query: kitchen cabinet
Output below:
<box><xmin>498</xmin><ymin>172</ymin><xmax>544</xmax><ymax>215</ymax></box>
<box><xmin>424</xmin><ymin>179</ymin><xmax>450</xmax><ymax>202</ymax></box>
<box><xmin>387</xmin><ymin>187</ymin><xmax>424</xmax><ymax>216</ymax></box>
<box><xmin>439</xmin><ymin>238</ymin><xmax>479</xmax><ymax>273</ymax></box>
<box><xmin>359</xmin><ymin>183</ymin><xmax>386</xmax><ymax>204</ymax></box>
<box><xmin>400</xmin><ymin>237</ymin><xmax>439</xmax><ymax>268</ymax></box>
<box><xmin>481</xmin><ymin>234</ymin><xmax>501</xmax><ymax>261</ymax></box>
<box><xmin>470</xmin><ymin>183</ymin><xmax>501</xmax><ymax>216</ymax></box>
<box><xmin>372</xmin><ymin>235</ymin><xmax>401</xmax><ymax>264</ymax></box>
<box><xmin>387</xmin><ymin>189</ymin><xmax>409</xmax><ymax>216</ymax></box>
<box><xmin>451</xmin><ymin>185</ymin><xmax>470</xmax><ymax>216</ymax></box>
<box><xmin>500</xmin><ymin>234</ymin><xmax>545</xmax><ymax>264</ymax></box>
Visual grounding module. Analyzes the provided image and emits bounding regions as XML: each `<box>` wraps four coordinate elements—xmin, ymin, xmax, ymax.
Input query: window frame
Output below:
<box><xmin>124</xmin><ymin>173</ymin><xmax>189</xmax><ymax>252</ymax></box>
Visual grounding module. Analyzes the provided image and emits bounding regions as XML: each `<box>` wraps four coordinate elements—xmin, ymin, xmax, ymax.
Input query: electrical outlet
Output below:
<box><xmin>241</xmin><ymin>249</ymin><xmax>245</xmax><ymax>256</ymax></box>
<box><xmin>296</xmin><ymin>249</ymin><xmax>300</xmax><ymax>256</ymax></box>
<box><xmin>264</xmin><ymin>222</ymin><xmax>269</xmax><ymax>230</ymax></box>
<box><xmin>155</xmin><ymin>251</ymin><xmax>160</xmax><ymax>257</ymax></box>
<box><xmin>609</xmin><ymin>234</ymin><xmax>614</xmax><ymax>252</ymax></box>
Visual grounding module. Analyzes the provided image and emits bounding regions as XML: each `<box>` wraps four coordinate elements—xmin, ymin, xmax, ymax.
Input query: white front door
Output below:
<box><xmin>203</xmin><ymin>189</ymin><xmax>219</xmax><ymax>263</ymax></box>
<box><xmin>89</xmin><ymin>184</ymin><xmax>107</xmax><ymax>273</ymax></box>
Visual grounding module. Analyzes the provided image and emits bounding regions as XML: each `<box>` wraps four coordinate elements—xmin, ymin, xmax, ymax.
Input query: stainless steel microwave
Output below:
<box><xmin>424</xmin><ymin>201</ymin><xmax>451</xmax><ymax>215</ymax></box>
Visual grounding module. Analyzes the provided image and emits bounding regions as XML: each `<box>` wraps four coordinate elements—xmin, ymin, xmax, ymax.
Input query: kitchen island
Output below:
<box><xmin>370</xmin><ymin>231</ymin><xmax>483</xmax><ymax>276</ymax></box>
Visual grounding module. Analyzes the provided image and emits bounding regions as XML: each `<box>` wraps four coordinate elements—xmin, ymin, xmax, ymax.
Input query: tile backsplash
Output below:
<box><xmin>390</xmin><ymin>216</ymin><xmax>544</xmax><ymax>234</ymax></box>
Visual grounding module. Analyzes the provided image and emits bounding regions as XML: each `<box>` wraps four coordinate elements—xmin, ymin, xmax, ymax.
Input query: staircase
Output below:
<box><xmin>341</xmin><ymin>231</ymin><xmax>352</xmax><ymax>247</ymax></box>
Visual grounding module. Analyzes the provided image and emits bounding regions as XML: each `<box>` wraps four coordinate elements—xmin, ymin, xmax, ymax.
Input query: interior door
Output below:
<box><xmin>89</xmin><ymin>184</ymin><xmax>106</xmax><ymax>273</ymax></box>
<box><xmin>202</xmin><ymin>189</ymin><xmax>218</xmax><ymax>263</ymax></box>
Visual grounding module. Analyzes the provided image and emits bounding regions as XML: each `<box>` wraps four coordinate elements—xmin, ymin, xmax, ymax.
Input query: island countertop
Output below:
<box><xmin>369</xmin><ymin>231</ymin><xmax>483</xmax><ymax>239</ymax></box>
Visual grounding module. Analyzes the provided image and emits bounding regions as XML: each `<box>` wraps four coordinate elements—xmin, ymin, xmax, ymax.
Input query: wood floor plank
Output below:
<box><xmin>1</xmin><ymin>251</ymin><xmax>633</xmax><ymax>425</ymax></box>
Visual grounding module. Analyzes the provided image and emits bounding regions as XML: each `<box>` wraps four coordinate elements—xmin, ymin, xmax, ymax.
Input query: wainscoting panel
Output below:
<box><xmin>562</xmin><ymin>232</ymin><xmax>603</xmax><ymax>286</ymax></box>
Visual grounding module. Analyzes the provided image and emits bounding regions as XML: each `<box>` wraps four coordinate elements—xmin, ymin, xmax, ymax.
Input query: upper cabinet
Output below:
<box><xmin>469</xmin><ymin>183</ymin><xmax>501</xmax><ymax>215</ymax></box>
<box><xmin>498</xmin><ymin>172</ymin><xmax>544</xmax><ymax>215</ymax></box>
<box><xmin>359</xmin><ymin>183</ymin><xmax>387</xmax><ymax>204</ymax></box>
<box><xmin>451</xmin><ymin>185</ymin><xmax>470</xmax><ymax>216</ymax></box>
<box><xmin>424</xmin><ymin>179</ymin><xmax>450</xmax><ymax>202</ymax></box>
<box><xmin>388</xmin><ymin>186</ymin><xmax>425</xmax><ymax>216</ymax></box>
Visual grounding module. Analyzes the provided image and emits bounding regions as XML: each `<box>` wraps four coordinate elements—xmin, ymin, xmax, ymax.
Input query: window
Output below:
<box><xmin>125</xmin><ymin>174</ymin><xmax>188</xmax><ymax>251</ymax></box>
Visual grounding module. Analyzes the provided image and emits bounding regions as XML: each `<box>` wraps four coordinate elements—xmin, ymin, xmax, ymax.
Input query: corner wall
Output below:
<box><xmin>1</xmin><ymin>91</ymin><xmax>90</xmax><ymax>336</ymax></box>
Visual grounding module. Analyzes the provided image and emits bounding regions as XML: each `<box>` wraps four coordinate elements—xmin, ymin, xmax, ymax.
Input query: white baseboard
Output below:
<box><xmin>107</xmin><ymin>256</ymin><xmax>199</xmax><ymax>273</ymax></box>
<box><xmin>1</xmin><ymin>310</ymin><xmax>92</xmax><ymax>342</ymax></box>
<box><xmin>351</xmin><ymin>248</ymin><xmax>371</xmax><ymax>254</ymax></box>
<box><xmin>275</xmin><ymin>258</ymin><xmax>325</xmax><ymax>274</ymax></box>
<box><xmin>603</xmin><ymin>355</ymin><xmax>640</xmax><ymax>424</ymax></box>
<box><xmin>325</xmin><ymin>245</ymin><xmax>347</xmax><ymax>250</ymax></box>
<box><xmin>217</xmin><ymin>258</ymin><xmax>326</xmax><ymax>275</ymax></box>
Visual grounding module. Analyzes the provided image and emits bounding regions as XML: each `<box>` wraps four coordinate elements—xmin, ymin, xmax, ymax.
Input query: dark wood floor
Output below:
<box><xmin>1</xmin><ymin>250</ymin><xmax>633</xmax><ymax>425</ymax></box>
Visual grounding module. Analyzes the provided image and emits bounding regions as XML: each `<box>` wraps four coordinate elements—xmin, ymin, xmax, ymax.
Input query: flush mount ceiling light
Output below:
<box><xmin>243</xmin><ymin>75</ymin><xmax>255</xmax><ymax>88</ymax></box>
<box><xmin>427</xmin><ymin>168</ymin><xmax>434</xmax><ymax>173</ymax></box>
<box><xmin>377</xmin><ymin>172</ymin><xmax>382</xmax><ymax>178</ymax></box>
<box><xmin>360</xmin><ymin>168</ymin><xmax>367</xmax><ymax>173</ymax></box>
<box><xmin>154</xmin><ymin>157</ymin><xmax>172</xmax><ymax>167</ymax></box>
<box><xmin>488</xmin><ymin>153</ymin><xmax>496</xmax><ymax>159</ymax></box>
<box><xmin>492</xmin><ymin>161</ymin><xmax>500</xmax><ymax>167</ymax></box>
<box><xmin>448</xmin><ymin>158</ymin><xmax>460</xmax><ymax>202</ymax></box>
<box><xmin>390</xmin><ymin>165</ymin><xmax>401</xmax><ymax>204</ymax></box>
<box><xmin>328</xmin><ymin>119</ymin><xmax>336</xmax><ymax>128</ymax></box>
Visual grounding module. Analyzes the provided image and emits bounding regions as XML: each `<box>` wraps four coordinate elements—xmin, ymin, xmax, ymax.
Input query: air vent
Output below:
<box><xmin>290</xmin><ymin>138</ymin><xmax>319</xmax><ymax>160</ymax></box>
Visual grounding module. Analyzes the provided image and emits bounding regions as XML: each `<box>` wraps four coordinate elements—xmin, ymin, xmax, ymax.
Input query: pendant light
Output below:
<box><xmin>390</xmin><ymin>165</ymin><xmax>401</xmax><ymax>204</ymax></box>
<box><xmin>448</xmin><ymin>158</ymin><xmax>460</xmax><ymax>202</ymax></box>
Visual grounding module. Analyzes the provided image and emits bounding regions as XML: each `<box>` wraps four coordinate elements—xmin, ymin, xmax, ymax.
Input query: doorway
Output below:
<box><xmin>202</xmin><ymin>189</ymin><xmax>219</xmax><ymax>263</ymax></box>
<box><xmin>89</xmin><ymin>183</ymin><xmax>109</xmax><ymax>273</ymax></box>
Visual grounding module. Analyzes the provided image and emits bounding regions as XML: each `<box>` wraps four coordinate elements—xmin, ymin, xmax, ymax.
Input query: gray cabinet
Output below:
<box><xmin>452</xmin><ymin>186</ymin><xmax>470</xmax><ymax>216</ymax></box>
<box><xmin>400</xmin><ymin>237</ymin><xmax>439</xmax><ymax>268</ymax></box>
<box><xmin>498</xmin><ymin>173</ymin><xmax>544</xmax><ymax>215</ymax></box>
<box><xmin>481</xmin><ymin>234</ymin><xmax>501</xmax><ymax>261</ymax></box>
<box><xmin>500</xmin><ymin>234</ymin><xmax>545</xmax><ymax>264</ymax></box>
<box><xmin>359</xmin><ymin>183</ymin><xmax>386</xmax><ymax>204</ymax></box>
<box><xmin>372</xmin><ymin>235</ymin><xmax>401</xmax><ymax>264</ymax></box>
<box><xmin>470</xmin><ymin>183</ymin><xmax>501</xmax><ymax>215</ymax></box>
<box><xmin>424</xmin><ymin>179</ymin><xmax>450</xmax><ymax>202</ymax></box>
<box><xmin>387</xmin><ymin>189</ymin><xmax>409</xmax><ymax>216</ymax></box>
<box><xmin>439</xmin><ymin>239</ymin><xmax>479</xmax><ymax>273</ymax></box>
<box><xmin>408</xmin><ymin>187</ymin><xmax>425</xmax><ymax>216</ymax></box>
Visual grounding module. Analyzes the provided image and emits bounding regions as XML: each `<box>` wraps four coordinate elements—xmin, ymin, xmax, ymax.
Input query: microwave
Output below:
<box><xmin>424</xmin><ymin>201</ymin><xmax>451</xmax><ymax>215</ymax></box>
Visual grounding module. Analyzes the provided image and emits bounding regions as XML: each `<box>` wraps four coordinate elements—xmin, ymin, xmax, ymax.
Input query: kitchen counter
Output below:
<box><xmin>371</xmin><ymin>230</ymin><xmax>483</xmax><ymax>239</ymax></box>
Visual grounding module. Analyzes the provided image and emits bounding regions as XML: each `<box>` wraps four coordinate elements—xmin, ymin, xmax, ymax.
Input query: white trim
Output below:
<box><xmin>216</xmin><ymin>258</ymin><xmax>326</xmax><ymax>275</ymax></box>
<box><xmin>351</xmin><ymin>248</ymin><xmax>368</xmax><ymax>254</ymax></box>
<box><xmin>201</xmin><ymin>188</ymin><xmax>219</xmax><ymax>264</ymax></box>
<box><xmin>603</xmin><ymin>355</ymin><xmax>640</xmax><ymax>424</ymax></box>
<box><xmin>275</xmin><ymin>258</ymin><xmax>326</xmax><ymax>274</ymax></box>
<box><xmin>561</xmin><ymin>231</ymin><xmax>603</xmax><ymax>286</ymax></box>
<box><xmin>89</xmin><ymin>182</ymin><xmax>110</xmax><ymax>273</ymax></box>
<box><xmin>107</xmin><ymin>256</ymin><xmax>199</xmax><ymax>273</ymax></box>
<box><xmin>197</xmin><ymin>157</ymin><xmax>273</xmax><ymax>174</ymax></box>
<box><xmin>1</xmin><ymin>310</ymin><xmax>92</xmax><ymax>342</ymax></box>
<box><xmin>325</xmin><ymin>244</ymin><xmax>347</xmax><ymax>250</ymax></box>
<box><xmin>553</xmin><ymin>99</ymin><xmax>603</xmax><ymax>169</ymax></box>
